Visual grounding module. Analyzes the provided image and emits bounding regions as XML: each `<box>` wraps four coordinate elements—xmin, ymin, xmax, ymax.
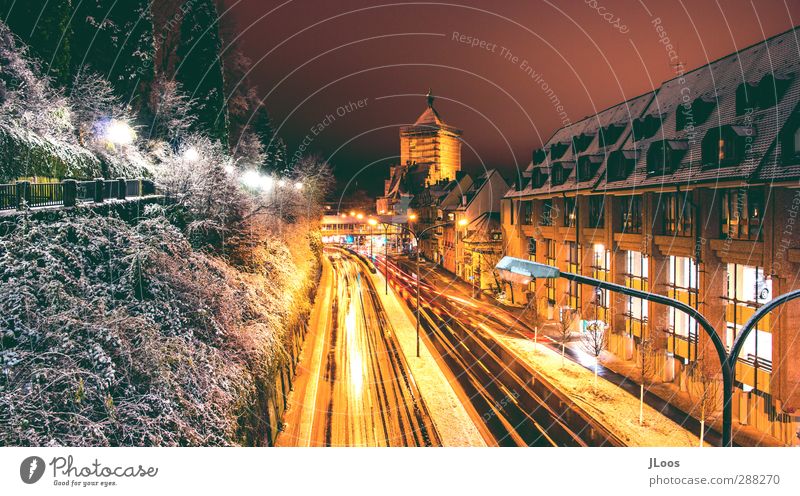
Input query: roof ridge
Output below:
<box><xmin>660</xmin><ymin>25</ymin><xmax>800</xmax><ymax>85</ymax></box>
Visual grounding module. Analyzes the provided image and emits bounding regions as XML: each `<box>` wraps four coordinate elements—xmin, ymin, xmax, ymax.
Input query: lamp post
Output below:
<box><xmin>368</xmin><ymin>218</ymin><xmax>390</xmax><ymax>295</ymax></box>
<box><xmin>494</xmin><ymin>256</ymin><xmax>735</xmax><ymax>446</ymax></box>
<box><xmin>379</xmin><ymin>215</ymin><xmax>468</xmax><ymax>357</ymax></box>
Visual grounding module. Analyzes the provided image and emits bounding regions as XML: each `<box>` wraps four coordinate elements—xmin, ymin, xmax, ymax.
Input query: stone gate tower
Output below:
<box><xmin>399</xmin><ymin>90</ymin><xmax>463</xmax><ymax>186</ymax></box>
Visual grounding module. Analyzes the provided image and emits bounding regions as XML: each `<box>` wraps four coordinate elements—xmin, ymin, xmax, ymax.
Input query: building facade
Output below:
<box><xmin>502</xmin><ymin>27</ymin><xmax>800</xmax><ymax>445</ymax></box>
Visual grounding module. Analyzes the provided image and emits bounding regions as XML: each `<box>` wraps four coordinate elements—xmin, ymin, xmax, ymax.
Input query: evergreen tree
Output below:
<box><xmin>175</xmin><ymin>0</ymin><xmax>229</xmax><ymax>146</ymax></box>
<box><xmin>70</xmin><ymin>0</ymin><xmax>155</xmax><ymax>113</ymax></box>
<box><xmin>248</xmin><ymin>97</ymin><xmax>286</xmax><ymax>172</ymax></box>
<box><xmin>0</xmin><ymin>0</ymin><xmax>73</xmax><ymax>87</ymax></box>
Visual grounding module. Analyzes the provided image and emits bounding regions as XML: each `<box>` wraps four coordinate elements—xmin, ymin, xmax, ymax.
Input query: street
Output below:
<box><xmin>280</xmin><ymin>249</ymin><xmax>439</xmax><ymax>446</ymax></box>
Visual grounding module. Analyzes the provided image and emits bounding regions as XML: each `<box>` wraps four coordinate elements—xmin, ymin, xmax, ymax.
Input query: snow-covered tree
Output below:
<box><xmin>232</xmin><ymin>128</ymin><xmax>267</xmax><ymax>167</ymax></box>
<box><xmin>688</xmin><ymin>345</ymin><xmax>721</xmax><ymax>447</ymax></box>
<box><xmin>145</xmin><ymin>76</ymin><xmax>197</xmax><ymax>145</ymax></box>
<box><xmin>555</xmin><ymin>307</ymin><xmax>576</xmax><ymax>368</ymax></box>
<box><xmin>637</xmin><ymin>334</ymin><xmax>655</xmax><ymax>425</ymax></box>
<box><xmin>0</xmin><ymin>22</ymin><xmax>73</xmax><ymax>141</ymax></box>
<box><xmin>580</xmin><ymin>300</ymin><xmax>608</xmax><ymax>392</ymax></box>
<box><xmin>69</xmin><ymin>71</ymin><xmax>127</xmax><ymax>143</ymax></box>
<box><xmin>0</xmin><ymin>0</ymin><xmax>73</xmax><ymax>87</ymax></box>
<box><xmin>71</xmin><ymin>0</ymin><xmax>156</xmax><ymax>112</ymax></box>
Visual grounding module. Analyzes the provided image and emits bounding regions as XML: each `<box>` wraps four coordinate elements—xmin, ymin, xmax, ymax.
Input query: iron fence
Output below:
<box><xmin>0</xmin><ymin>178</ymin><xmax>158</xmax><ymax>211</ymax></box>
<box><xmin>28</xmin><ymin>182</ymin><xmax>63</xmax><ymax>208</ymax></box>
<box><xmin>0</xmin><ymin>183</ymin><xmax>16</xmax><ymax>211</ymax></box>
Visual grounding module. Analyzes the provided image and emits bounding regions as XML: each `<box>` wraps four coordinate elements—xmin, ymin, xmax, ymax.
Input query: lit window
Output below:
<box><xmin>666</xmin><ymin>256</ymin><xmax>699</xmax><ymax>360</ymax></box>
<box><xmin>724</xmin><ymin>263</ymin><xmax>773</xmax><ymax>389</ymax></box>
<box><xmin>625</xmin><ymin>250</ymin><xmax>649</xmax><ymax>338</ymax></box>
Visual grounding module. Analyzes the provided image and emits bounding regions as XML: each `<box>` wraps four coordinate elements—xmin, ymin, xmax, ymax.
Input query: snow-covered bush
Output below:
<box><xmin>0</xmin><ymin>206</ymin><xmax>317</xmax><ymax>446</ymax></box>
<box><xmin>153</xmin><ymin>136</ymin><xmax>250</xmax><ymax>249</ymax></box>
<box><xmin>0</xmin><ymin>22</ymin><xmax>73</xmax><ymax>142</ymax></box>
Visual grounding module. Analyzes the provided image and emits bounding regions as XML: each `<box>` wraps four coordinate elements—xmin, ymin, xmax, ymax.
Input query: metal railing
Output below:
<box><xmin>0</xmin><ymin>183</ymin><xmax>16</xmax><ymax>211</ymax></box>
<box><xmin>29</xmin><ymin>182</ymin><xmax>64</xmax><ymax>208</ymax></box>
<box><xmin>0</xmin><ymin>178</ymin><xmax>157</xmax><ymax>212</ymax></box>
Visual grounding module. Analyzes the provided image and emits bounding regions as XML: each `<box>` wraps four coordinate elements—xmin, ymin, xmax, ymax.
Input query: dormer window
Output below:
<box><xmin>676</xmin><ymin>96</ymin><xmax>716</xmax><ymax>131</ymax></box>
<box><xmin>551</xmin><ymin>162</ymin><xmax>574</xmax><ymax>186</ymax></box>
<box><xmin>607</xmin><ymin>149</ymin><xmax>639</xmax><ymax>182</ymax></box>
<box><xmin>632</xmin><ymin>114</ymin><xmax>663</xmax><ymax>141</ymax></box>
<box><xmin>779</xmin><ymin>111</ymin><xmax>800</xmax><ymax>165</ymax></box>
<box><xmin>532</xmin><ymin>148</ymin><xmax>547</xmax><ymax>165</ymax></box>
<box><xmin>550</xmin><ymin>142</ymin><xmax>569</xmax><ymax>160</ymax></box>
<box><xmin>531</xmin><ymin>167</ymin><xmax>549</xmax><ymax>188</ymax></box>
<box><xmin>577</xmin><ymin>155</ymin><xmax>602</xmax><ymax>182</ymax></box>
<box><xmin>571</xmin><ymin>133</ymin><xmax>594</xmax><ymax>154</ymax></box>
<box><xmin>599</xmin><ymin>123</ymin><xmax>625</xmax><ymax>147</ymax></box>
<box><xmin>647</xmin><ymin>140</ymin><xmax>688</xmax><ymax>176</ymax></box>
<box><xmin>701</xmin><ymin>125</ymin><xmax>752</xmax><ymax>168</ymax></box>
<box><xmin>757</xmin><ymin>73</ymin><xmax>792</xmax><ymax>109</ymax></box>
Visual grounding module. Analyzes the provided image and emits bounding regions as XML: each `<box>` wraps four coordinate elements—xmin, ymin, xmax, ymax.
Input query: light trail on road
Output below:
<box><xmin>310</xmin><ymin>249</ymin><xmax>439</xmax><ymax>446</ymax></box>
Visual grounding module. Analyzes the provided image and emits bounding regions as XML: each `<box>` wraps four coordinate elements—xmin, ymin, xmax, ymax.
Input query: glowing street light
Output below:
<box><xmin>183</xmin><ymin>146</ymin><xmax>200</xmax><ymax>162</ymax></box>
<box><xmin>458</xmin><ymin>218</ymin><xmax>469</xmax><ymax>227</ymax></box>
<box><xmin>103</xmin><ymin>119</ymin><xmax>135</xmax><ymax>145</ymax></box>
<box><xmin>408</xmin><ymin>213</ymin><xmax>418</xmax><ymax>221</ymax></box>
<box><xmin>241</xmin><ymin>170</ymin><xmax>262</xmax><ymax>190</ymax></box>
<box><xmin>356</xmin><ymin>213</ymin><xmax>364</xmax><ymax>220</ymax></box>
<box><xmin>259</xmin><ymin>174</ymin><xmax>274</xmax><ymax>191</ymax></box>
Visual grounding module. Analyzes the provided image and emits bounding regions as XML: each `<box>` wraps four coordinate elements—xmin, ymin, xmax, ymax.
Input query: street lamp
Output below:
<box><xmin>368</xmin><ymin>218</ymin><xmax>385</xmax><ymax>291</ymax></box>
<box><xmin>103</xmin><ymin>119</ymin><xmax>135</xmax><ymax>146</ymax></box>
<box><xmin>385</xmin><ymin>216</ymin><xmax>467</xmax><ymax>357</ymax></box>
<box><xmin>494</xmin><ymin>256</ymin><xmax>734</xmax><ymax>447</ymax></box>
<box><xmin>182</xmin><ymin>146</ymin><xmax>200</xmax><ymax>162</ymax></box>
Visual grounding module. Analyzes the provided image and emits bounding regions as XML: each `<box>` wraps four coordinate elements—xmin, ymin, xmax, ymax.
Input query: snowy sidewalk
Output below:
<box><xmin>368</xmin><ymin>267</ymin><xmax>486</xmax><ymax>447</ymax></box>
<box><xmin>488</xmin><ymin>330</ymin><xmax>705</xmax><ymax>447</ymax></box>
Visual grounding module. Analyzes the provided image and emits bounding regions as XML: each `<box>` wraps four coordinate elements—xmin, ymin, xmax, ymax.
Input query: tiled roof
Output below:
<box><xmin>506</xmin><ymin>91</ymin><xmax>655</xmax><ymax>198</ymax></box>
<box><xmin>505</xmin><ymin>26</ymin><xmax>800</xmax><ymax>199</ymax></box>
<box><xmin>414</xmin><ymin>106</ymin><xmax>444</xmax><ymax>127</ymax></box>
<box><xmin>597</xmin><ymin>26</ymin><xmax>800</xmax><ymax>192</ymax></box>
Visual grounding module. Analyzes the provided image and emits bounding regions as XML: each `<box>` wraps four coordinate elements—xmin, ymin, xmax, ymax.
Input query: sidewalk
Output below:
<box><xmin>368</xmin><ymin>264</ymin><xmax>487</xmax><ymax>447</ymax></box>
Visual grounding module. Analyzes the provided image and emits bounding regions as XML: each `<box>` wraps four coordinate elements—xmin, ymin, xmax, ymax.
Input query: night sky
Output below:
<box><xmin>220</xmin><ymin>0</ymin><xmax>800</xmax><ymax>196</ymax></box>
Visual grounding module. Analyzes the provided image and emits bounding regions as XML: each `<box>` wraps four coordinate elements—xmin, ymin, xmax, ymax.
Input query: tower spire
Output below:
<box><xmin>426</xmin><ymin>89</ymin><xmax>435</xmax><ymax>108</ymax></box>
